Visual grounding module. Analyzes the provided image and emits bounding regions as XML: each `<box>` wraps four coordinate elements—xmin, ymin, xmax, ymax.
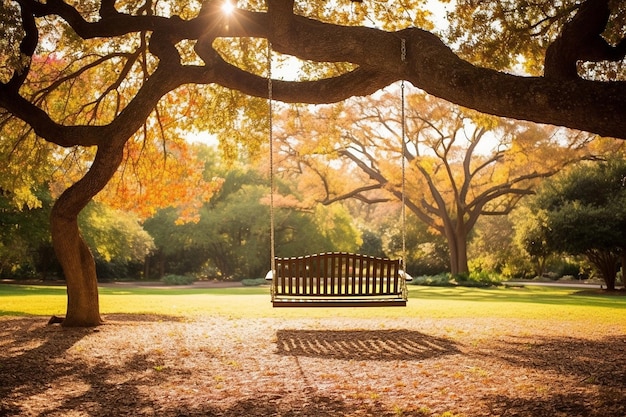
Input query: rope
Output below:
<box><xmin>268</xmin><ymin>41</ymin><xmax>276</xmax><ymax>279</ymax></box>
<box><xmin>400</xmin><ymin>38</ymin><xmax>407</xmax><ymax>274</ymax></box>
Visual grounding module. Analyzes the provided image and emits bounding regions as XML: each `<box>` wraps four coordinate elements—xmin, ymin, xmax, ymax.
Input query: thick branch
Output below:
<box><xmin>213</xmin><ymin>14</ymin><xmax>626</xmax><ymax>139</ymax></box>
<box><xmin>545</xmin><ymin>0</ymin><xmax>626</xmax><ymax>80</ymax></box>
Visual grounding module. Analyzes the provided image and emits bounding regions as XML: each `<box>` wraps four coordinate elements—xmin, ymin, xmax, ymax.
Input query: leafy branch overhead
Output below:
<box><xmin>1</xmin><ymin>0</ymin><xmax>625</xmax><ymax>144</ymax></box>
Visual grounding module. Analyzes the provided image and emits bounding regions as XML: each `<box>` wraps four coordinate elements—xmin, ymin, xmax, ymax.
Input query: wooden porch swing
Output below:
<box><xmin>264</xmin><ymin>39</ymin><xmax>411</xmax><ymax>307</ymax></box>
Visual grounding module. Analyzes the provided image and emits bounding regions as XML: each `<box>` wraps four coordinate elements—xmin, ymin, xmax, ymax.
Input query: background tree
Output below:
<box><xmin>274</xmin><ymin>91</ymin><xmax>612</xmax><ymax>275</ymax></box>
<box><xmin>0</xmin><ymin>187</ymin><xmax>154</xmax><ymax>280</ymax></box>
<box><xmin>527</xmin><ymin>158</ymin><xmax>626</xmax><ymax>290</ymax></box>
<box><xmin>78</xmin><ymin>202</ymin><xmax>155</xmax><ymax>280</ymax></box>
<box><xmin>1</xmin><ymin>0</ymin><xmax>624</xmax><ymax>325</ymax></box>
<box><xmin>468</xmin><ymin>215</ymin><xmax>517</xmax><ymax>277</ymax></box>
<box><xmin>509</xmin><ymin>205</ymin><xmax>554</xmax><ymax>278</ymax></box>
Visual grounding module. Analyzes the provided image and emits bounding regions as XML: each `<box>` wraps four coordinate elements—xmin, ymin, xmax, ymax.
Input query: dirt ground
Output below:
<box><xmin>0</xmin><ymin>314</ymin><xmax>624</xmax><ymax>417</ymax></box>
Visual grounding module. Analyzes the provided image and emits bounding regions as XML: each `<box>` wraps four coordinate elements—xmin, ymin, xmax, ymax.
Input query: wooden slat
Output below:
<box><xmin>349</xmin><ymin>254</ymin><xmax>356</xmax><ymax>295</ymax></box>
<box><xmin>297</xmin><ymin>258</ymin><xmax>303</xmax><ymax>295</ymax></box>
<box><xmin>314</xmin><ymin>254</ymin><xmax>321</xmax><ymax>295</ymax></box>
<box><xmin>381</xmin><ymin>264</ymin><xmax>392</xmax><ymax>294</ymax></box>
<box><xmin>278</xmin><ymin>261</ymin><xmax>286</xmax><ymax>295</ymax></box>
<box><xmin>296</xmin><ymin>257</ymin><xmax>304</xmax><ymax>295</ymax></box>
<box><xmin>359</xmin><ymin>255</ymin><xmax>365</xmax><ymax>294</ymax></box>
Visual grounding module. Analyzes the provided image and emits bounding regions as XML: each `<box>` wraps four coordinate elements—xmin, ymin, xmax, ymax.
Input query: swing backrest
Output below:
<box><xmin>270</xmin><ymin>252</ymin><xmax>408</xmax><ymax>307</ymax></box>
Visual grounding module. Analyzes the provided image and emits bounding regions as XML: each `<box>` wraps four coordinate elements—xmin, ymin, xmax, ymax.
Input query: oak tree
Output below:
<box><xmin>273</xmin><ymin>90</ymin><xmax>618</xmax><ymax>275</ymax></box>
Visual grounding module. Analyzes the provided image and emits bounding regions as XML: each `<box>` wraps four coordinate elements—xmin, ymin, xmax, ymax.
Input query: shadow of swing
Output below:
<box><xmin>275</xmin><ymin>329</ymin><xmax>460</xmax><ymax>361</ymax></box>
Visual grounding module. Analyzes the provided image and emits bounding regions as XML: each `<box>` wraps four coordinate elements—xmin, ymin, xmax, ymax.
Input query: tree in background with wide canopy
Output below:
<box><xmin>271</xmin><ymin>90</ymin><xmax>622</xmax><ymax>276</ymax></box>
<box><xmin>1</xmin><ymin>0</ymin><xmax>624</xmax><ymax>326</ymax></box>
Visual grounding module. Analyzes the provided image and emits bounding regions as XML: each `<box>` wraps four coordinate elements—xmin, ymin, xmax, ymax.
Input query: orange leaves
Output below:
<box><xmin>99</xmin><ymin>136</ymin><xmax>223</xmax><ymax>224</ymax></box>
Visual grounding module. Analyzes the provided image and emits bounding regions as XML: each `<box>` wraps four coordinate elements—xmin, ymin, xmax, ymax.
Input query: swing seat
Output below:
<box><xmin>266</xmin><ymin>252</ymin><xmax>411</xmax><ymax>307</ymax></box>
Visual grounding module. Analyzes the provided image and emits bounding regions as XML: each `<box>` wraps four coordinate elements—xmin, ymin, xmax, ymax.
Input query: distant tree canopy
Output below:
<box><xmin>272</xmin><ymin>91</ymin><xmax>619</xmax><ymax>275</ymax></box>
<box><xmin>1</xmin><ymin>0</ymin><xmax>624</xmax><ymax>326</ymax></box>
<box><xmin>143</xmin><ymin>153</ymin><xmax>363</xmax><ymax>280</ymax></box>
<box><xmin>0</xmin><ymin>188</ymin><xmax>153</xmax><ymax>279</ymax></box>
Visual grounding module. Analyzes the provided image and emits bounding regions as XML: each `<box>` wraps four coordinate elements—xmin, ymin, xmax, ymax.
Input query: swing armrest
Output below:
<box><xmin>400</xmin><ymin>270</ymin><xmax>413</xmax><ymax>282</ymax></box>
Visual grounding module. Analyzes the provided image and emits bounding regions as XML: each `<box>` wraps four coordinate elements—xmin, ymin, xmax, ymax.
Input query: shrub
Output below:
<box><xmin>409</xmin><ymin>273</ymin><xmax>455</xmax><ymax>286</ymax></box>
<box><xmin>465</xmin><ymin>270</ymin><xmax>502</xmax><ymax>287</ymax></box>
<box><xmin>241</xmin><ymin>278</ymin><xmax>267</xmax><ymax>286</ymax></box>
<box><xmin>409</xmin><ymin>271</ymin><xmax>502</xmax><ymax>287</ymax></box>
<box><xmin>161</xmin><ymin>274</ymin><xmax>196</xmax><ymax>285</ymax></box>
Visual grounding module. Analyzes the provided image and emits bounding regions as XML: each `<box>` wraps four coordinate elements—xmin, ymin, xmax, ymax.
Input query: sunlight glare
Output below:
<box><xmin>221</xmin><ymin>1</ymin><xmax>235</xmax><ymax>15</ymax></box>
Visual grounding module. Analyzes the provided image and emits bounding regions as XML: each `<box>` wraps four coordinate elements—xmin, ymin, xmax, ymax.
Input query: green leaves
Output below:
<box><xmin>524</xmin><ymin>158</ymin><xmax>626</xmax><ymax>287</ymax></box>
<box><xmin>78</xmin><ymin>202</ymin><xmax>155</xmax><ymax>263</ymax></box>
<box><xmin>533</xmin><ymin>159</ymin><xmax>626</xmax><ymax>254</ymax></box>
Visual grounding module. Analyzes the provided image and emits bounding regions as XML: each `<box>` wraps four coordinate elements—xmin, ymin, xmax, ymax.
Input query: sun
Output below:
<box><xmin>221</xmin><ymin>1</ymin><xmax>235</xmax><ymax>15</ymax></box>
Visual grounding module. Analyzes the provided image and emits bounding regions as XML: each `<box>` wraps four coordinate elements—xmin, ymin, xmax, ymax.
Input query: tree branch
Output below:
<box><xmin>4</xmin><ymin>0</ymin><xmax>626</xmax><ymax>145</ymax></box>
<box><xmin>544</xmin><ymin>0</ymin><xmax>625</xmax><ymax>80</ymax></box>
<box><xmin>321</xmin><ymin>184</ymin><xmax>390</xmax><ymax>206</ymax></box>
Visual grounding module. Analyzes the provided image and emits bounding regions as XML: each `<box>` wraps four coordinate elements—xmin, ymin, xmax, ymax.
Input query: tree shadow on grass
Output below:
<box><xmin>487</xmin><ymin>334</ymin><xmax>626</xmax><ymax>386</ymax></box>
<box><xmin>275</xmin><ymin>329</ymin><xmax>460</xmax><ymax>361</ymax></box>
<box><xmin>473</xmin><ymin>334</ymin><xmax>626</xmax><ymax>416</ymax></box>
<box><xmin>481</xmin><ymin>391</ymin><xmax>625</xmax><ymax>417</ymax></box>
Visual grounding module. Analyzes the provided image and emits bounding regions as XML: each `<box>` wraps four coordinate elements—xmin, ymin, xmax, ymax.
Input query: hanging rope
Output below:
<box><xmin>400</xmin><ymin>38</ymin><xmax>408</xmax><ymax>273</ymax></box>
<box><xmin>267</xmin><ymin>41</ymin><xmax>276</xmax><ymax>277</ymax></box>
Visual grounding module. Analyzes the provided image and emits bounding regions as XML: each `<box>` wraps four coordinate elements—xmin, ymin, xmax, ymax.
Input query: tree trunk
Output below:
<box><xmin>51</xmin><ymin>214</ymin><xmax>102</xmax><ymax>327</ymax></box>
<box><xmin>621</xmin><ymin>249</ymin><xmax>626</xmax><ymax>288</ymax></box>
<box><xmin>445</xmin><ymin>226</ymin><xmax>469</xmax><ymax>276</ymax></box>
<box><xmin>50</xmin><ymin>143</ymin><xmax>125</xmax><ymax>327</ymax></box>
<box><xmin>533</xmin><ymin>256</ymin><xmax>547</xmax><ymax>278</ymax></box>
<box><xmin>143</xmin><ymin>254</ymin><xmax>151</xmax><ymax>280</ymax></box>
<box><xmin>586</xmin><ymin>249</ymin><xmax>618</xmax><ymax>291</ymax></box>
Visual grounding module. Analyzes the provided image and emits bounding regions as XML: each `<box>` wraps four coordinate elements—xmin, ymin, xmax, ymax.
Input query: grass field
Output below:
<box><xmin>1</xmin><ymin>283</ymin><xmax>625</xmax><ymax>323</ymax></box>
<box><xmin>2</xmin><ymin>282</ymin><xmax>625</xmax><ymax>416</ymax></box>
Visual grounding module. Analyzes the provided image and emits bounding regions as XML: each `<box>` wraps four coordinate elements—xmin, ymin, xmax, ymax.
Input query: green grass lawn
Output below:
<box><xmin>1</xmin><ymin>283</ymin><xmax>625</xmax><ymax>322</ymax></box>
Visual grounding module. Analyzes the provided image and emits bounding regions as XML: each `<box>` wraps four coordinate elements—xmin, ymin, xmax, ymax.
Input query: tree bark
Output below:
<box><xmin>585</xmin><ymin>249</ymin><xmax>618</xmax><ymax>291</ymax></box>
<box><xmin>621</xmin><ymin>248</ymin><xmax>626</xmax><ymax>290</ymax></box>
<box><xmin>50</xmin><ymin>215</ymin><xmax>102</xmax><ymax>327</ymax></box>
<box><xmin>444</xmin><ymin>222</ymin><xmax>469</xmax><ymax>276</ymax></box>
<box><xmin>50</xmin><ymin>143</ymin><xmax>125</xmax><ymax>327</ymax></box>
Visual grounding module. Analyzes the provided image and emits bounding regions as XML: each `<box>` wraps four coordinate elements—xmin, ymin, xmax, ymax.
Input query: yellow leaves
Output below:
<box><xmin>25</xmin><ymin>34</ymin><xmax>145</xmax><ymax>126</ymax></box>
<box><xmin>463</xmin><ymin>109</ymin><xmax>501</xmax><ymax>132</ymax></box>
<box><xmin>505</xmin><ymin>123</ymin><xmax>599</xmax><ymax>175</ymax></box>
<box><xmin>444</xmin><ymin>0</ymin><xmax>565</xmax><ymax>74</ymax></box>
<box><xmin>587</xmin><ymin>136</ymin><xmax>626</xmax><ymax>156</ymax></box>
<box><xmin>78</xmin><ymin>202</ymin><xmax>156</xmax><ymax>263</ymax></box>
<box><xmin>313</xmin><ymin>204</ymin><xmax>362</xmax><ymax>252</ymax></box>
<box><xmin>295</xmin><ymin>0</ymin><xmax>435</xmax><ymax>31</ymax></box>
